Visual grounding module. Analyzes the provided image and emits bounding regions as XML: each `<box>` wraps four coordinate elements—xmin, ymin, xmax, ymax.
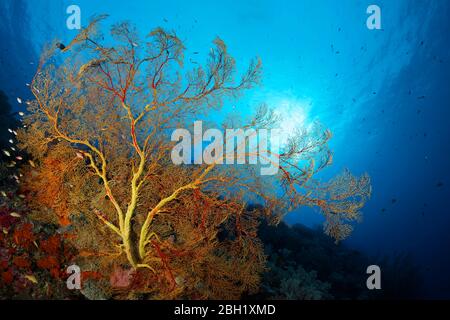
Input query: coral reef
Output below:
<box><xmin>0</xmin><ymin>17</ymin><xmax>371</xmax><ymax>300</ymax></box>
<box><xmin>252</xmin><ymin>220</ymin><xmax>423</xmax><ymax>300</ymax></box>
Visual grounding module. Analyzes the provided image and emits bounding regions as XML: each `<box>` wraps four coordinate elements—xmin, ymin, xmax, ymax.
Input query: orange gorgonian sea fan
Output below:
<box><xmin>16</xmin><ymin>16</ymin><xmax>371</xmax><ymax>299</ymax></box>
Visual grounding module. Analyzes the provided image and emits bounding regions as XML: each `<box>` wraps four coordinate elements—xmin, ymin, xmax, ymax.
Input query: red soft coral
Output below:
<box><xmin>2</xmin><ymin>269</ymin><xmax>13</xmax><ymax>284</ymax></box>
<box><xmin>40</xmin><ymin>235</ymin><xmax>61</xmax><ymax>255</ymax></box>
<box><xmin>36</xmin><ymin>256</ymin><xmax>60</xmax><ymax>278</ymax></box>
<box><xmin>13</xmin><ymin>223</ymin><xmax>35</xmax><ymax>249</ymax></box>
<box><xmin>13</xmin><ymin>255</ymin><xmax>31</xmax><ymax>269</ymax></box>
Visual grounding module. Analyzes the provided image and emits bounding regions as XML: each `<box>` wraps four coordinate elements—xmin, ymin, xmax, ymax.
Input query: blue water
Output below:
<box><xmin>1</xmin><ymin>0</ymin><xmax>449</xmax><ymax>298</ymax></box>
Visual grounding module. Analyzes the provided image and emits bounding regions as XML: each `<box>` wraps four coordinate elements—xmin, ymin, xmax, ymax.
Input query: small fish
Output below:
<box><xmin>16</xmin><ymin>156</ymin><xmax>23</xmax><ymax>160</ymax></box>
<box><xmin>8</xmin><ymin>139</ymin><xmax>13</xmax><ymax>144</ymax></box>
<box><xmin>8</xmin><ymin>129</ymin><xmax>13</xmax><ymax>133</ymax></box>
<box><xmin>17</xmin><ymin>97</ymin><xmax>22</xmax><ymax>104</ymax></box>
<box><xmin>10</xmin><ymin>147</ymin><xmax>16</xmax><ymax>151</ymax></box>
<box><xmin>436</xmin><ymin>181</ymin><xmax>444</xmax><ymax>188</ymax></box>
<box><xmin>175</xmin><ymin>276</ymin><xmax>184</xmax><ymax>285</ymax></box>
<box><xmin>391</xmin><ymin>198</ymin><xmax>397</xmax><ymax>204</ymax></box>
<box><xmin>56</xmin><ymin>42</ymin><xmax>66</xmax><ymax>50</ymax></box>
<box><xmin>2</xmin><ymin>150</ymin><xmax>11</xmax><ymax>157</ymax></box>
<box><xmin>24</xmin><ymin>274</ymin><xmax>38</xmax><ymax>284</ymax></box>
<box><xmin>2</xmin><ymin>228</ymin><xmax>7</xmax><ymax>235</ymax></box>
<box><xmin>10</xmin><ymin>212</ymin><xmax>21</xmax><ymax>218</ymax></box>
<box><xmin>19</xmin><ymin>112</ymin><xmax>24</xmax><ymax>116</ymax></box>
<box><xmin>12</xmin><ymin>130</ymin><xmax>17</xmax><ymax>136</ymax></box>
<box><xmin>76</xmin><ymin>152</ymin><xmax>84</xmax><ymax>159</ymax></box>
<box><xmin>1</xmin><ymin>191</ymin><xmax>7</xmax><ymax>197</ymax></box>
<box><xmin>132</xmin><ymin>42</ymin><xmax>138</xmax><ymax>47</ymax></box>
<box><xmin>29</xmin><ymin>160</ymin><xmax>36</xmax><ymax>167</ymax></box>
<box><xmin>18</xmin><ymin>194</ymin><xmax>25</xmax><ymax>199</ymax></box>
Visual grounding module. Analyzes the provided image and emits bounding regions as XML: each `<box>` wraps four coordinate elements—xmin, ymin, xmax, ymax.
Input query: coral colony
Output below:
<box><xmin>0</xmin><ymin>16</ymin><xmax>371</xmax><ymax>299</ymax></box>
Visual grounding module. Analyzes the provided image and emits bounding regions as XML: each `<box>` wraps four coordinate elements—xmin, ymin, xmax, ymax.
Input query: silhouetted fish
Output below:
<box><xmin>56</xmin><ymin>42</ymin><xmax>66</xmax><ymax>50</ymax></box>
<box><xmin>391</xmin><ymin>198</ymin><xmax>397</xmax><ymax>204</ymax></box>
<box><xmin>436</xmin><ymin>181</ymin><xmax>444</xmax><ymax>188</ymax></box>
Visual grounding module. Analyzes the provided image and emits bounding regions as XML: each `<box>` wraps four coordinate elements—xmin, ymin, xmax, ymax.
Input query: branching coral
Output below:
<box><xmin>14</xmin><ymin>16</ymin><xmax>371</xmax><ymax>299</ymax></box>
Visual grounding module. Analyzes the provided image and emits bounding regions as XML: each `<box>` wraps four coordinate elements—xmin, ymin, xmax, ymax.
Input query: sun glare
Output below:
<box><xmin>272</xmin><ymin>96</ymin><xmax>312</xmax><ymax>146</ymax></box>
